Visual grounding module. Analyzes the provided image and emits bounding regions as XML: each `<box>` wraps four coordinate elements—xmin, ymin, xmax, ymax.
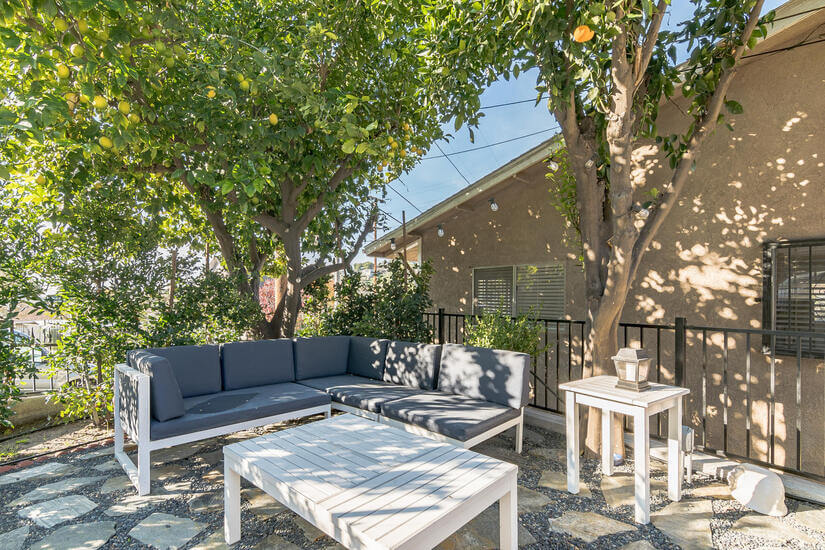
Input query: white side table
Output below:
<box><xmin>559</xmin><ymin>375</ymin><xmax>689</xmax><ymax>524</ymax></box>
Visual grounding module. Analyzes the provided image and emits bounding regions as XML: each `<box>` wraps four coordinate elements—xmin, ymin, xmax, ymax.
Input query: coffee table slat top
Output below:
<box><xmin>224</xmin><ymin>414</ymin><xmax>517</xmax><ymax>550</ymax></box>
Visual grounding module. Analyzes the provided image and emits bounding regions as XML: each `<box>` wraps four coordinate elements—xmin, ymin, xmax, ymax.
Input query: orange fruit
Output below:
<box><xmin>573</xmin><ymin>25</ymin><xmax>595</xmax><ymax>43</ymax></box>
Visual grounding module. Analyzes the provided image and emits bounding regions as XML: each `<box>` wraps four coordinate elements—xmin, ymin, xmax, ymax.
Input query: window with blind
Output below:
<box><xmin>763</xmin><ymin>240</ymin><xmax>825</xmax><ymax>356</ymax></box>
<box><xmin>473</xmin><ymin>264</ymin><xmax>565</xmax><ymax>318</ymax></box>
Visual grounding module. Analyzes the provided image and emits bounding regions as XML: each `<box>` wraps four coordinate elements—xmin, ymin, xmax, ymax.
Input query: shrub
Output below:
<box><xmin>465</xmin><ymin>311</ymin><xmax>546</xmax><ymax>358</ymax></box>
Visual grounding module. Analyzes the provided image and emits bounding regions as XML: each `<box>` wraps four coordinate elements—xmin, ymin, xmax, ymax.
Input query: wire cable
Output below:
<box><xmin>424</xmin><ymin>126</ymin><xmax>559</xmax><ymax>160</ymax></box>
<box><xmin>434</xmin><ymin>142</ymin><xmax>471</xmax><ymax>185</ymax></box>
<box><xmin>386</xmin><ymin>182</ymin><xmax>424</xmax><ymax>214</ymax></box>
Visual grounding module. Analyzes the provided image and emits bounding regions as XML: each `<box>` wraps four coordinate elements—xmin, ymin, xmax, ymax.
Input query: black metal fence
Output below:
<box><xmin>425</xmin><ymin>309</ymin><xmax>825</xmax><ymax>481</ymax></box>
<box><xmin>10</xmin><ymin>325</ymin><xmax>72</xmax><ymax>394</ymax></box>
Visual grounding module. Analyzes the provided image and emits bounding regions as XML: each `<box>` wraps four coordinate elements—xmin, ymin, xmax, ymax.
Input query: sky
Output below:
<box><xmin>359</xmin><ymin>0</ymin><xmax>789</xmax><ymax>263</ymax></box>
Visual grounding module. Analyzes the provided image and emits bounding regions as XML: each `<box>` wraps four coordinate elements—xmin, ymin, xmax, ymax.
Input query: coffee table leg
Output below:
<box><xmin>668</xmin><ymin>398</ymin><xmax>683</xmax><ymax>501</ymax></box>
<box><xmin>601</xmin><ymin>410</ymin><xmax>614</xmax><ymax>476</ymax></box>
<box><xmin>224</xmin><ymin>461</ymin><xmax>241</xmax><ymax>544</ymax></box>
<box><xmin>499</xmin><ymin>474</ymin><xmax>518</xmax><ymax>550</ymax></box>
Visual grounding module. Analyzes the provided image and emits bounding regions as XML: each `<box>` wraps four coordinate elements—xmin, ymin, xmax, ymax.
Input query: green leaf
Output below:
<box><xmin>342</xmin><ymin>139</ymin><xmax>356</xmax><ymax>154</ymax></box>
<box><xmin>724</xmin><ymin>100</ymin><xmax>743</xmax><ymax>115</ymax></box>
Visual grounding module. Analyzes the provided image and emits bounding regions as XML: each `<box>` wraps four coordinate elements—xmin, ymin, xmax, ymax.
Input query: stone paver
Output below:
<box><xmin>202</xmin><ymin>468</ymin><xmax>223</xmax><ymax>484</ymax></box>
<box><xmin>252</xmin><ymin>534</ymin><xmax>301</xmax><ymax>550</ymax></box>
<box><xmin>651</xmin><ymin>499</ymin><xmax>713</xmax><ymax>550</ymax></box>
<box><xmin>793</xmin><ymin>502</ymin><xmax>825</xmax><ymax>533</ymax></box>
<box><xmin>517</xmin><ymin>486</ymin><xmax>551</xmax><ymax>513</ymax></box>
<box><xmin>194</xmin><ymin>450</ymin><xmax>223</xmax><ymax>467</ymax></box>
<box><xmin>0</xmin><ymin>462</ymin><xmax>75</xmax><ymax>486</ymax></box>
<box><xmin>128</xmin><ymin>512</ymin><xmax>204</xmax><ymax>549</ymax></box>
<box><xmin>151</xmin><ymin>443</ymin><xmax>205</xmax><ymax>464</ymax></box>
<box><xmin>243</xmin><ymin>487</ymin><xmax>287</xmax><ymax>517</ymax></box>
<box><xmin>548</xmin><ymin>511</ymin><xmax>634</xmax><ymax>543</ymax></box>
<box><xmin>730</xmin><ymin>514</ymin><xmax>818</xmax><ymax>546</ymax></box>
<box><xmin>601</xmin><ymin>472</ymin><xmax>667</xmax><ymax>508</ymax></box>
<box><xmin>690</xmin><ymin>483</ymin><xmax>731</xmax><ymax>500</ymax></box>
<box><xmin>190</xmin><ymin>531</ymin><xmax>229</xmax><ymax>550</ymax></box>
<box><xmin>294</xmin><ymin>515</ymin><xmax>325</xmax><ymax>542</ymax></box>
<box><xmin>18</xmin><ymin>494</ymin><xmax>97</xmax><ymax>528</ymax></box>
<box><xmin>528</xmin><ymin>446</ymin><xmax>565</xmax><ymax>462</ymax></box>
<box><xmin>521</xmin><ymin>427</ymin><xmax>546</xmax><ymax>445</ymax></box>
<box><xmin>164</xmin><ymin>479</ymin><xmax>193</xmax><ymax>493</ymax></box>
<box><xmin>92</xmin><ymin>459</ymin><xmax>119</xmax><ymax>472</ymax></box>
<box><xmin>99</xmin><ymin>475</ymin><xmax>133</xmax><ymax>494</ymax></box>
<box><xmin>436</xmin><ymin>507</ymin><xmax>536</xmax><ymax>549</ymax></box>
<box><xmin>152</xmin><ymin>463</ymin><xmax>189</xmax><ymax>481</ymax></box>
<box><xmin>104</xmin><ymin>493</ymin><xmax>177</xmax><ymax>516</ymax></box>
<box><xmin>538</xmin><ymin>469</ymin><xmax>591</xmax><ymax>498</ymax></box>
<box><xmin>29</xmin><ymin>521</ymin><xmax>115</xmax><ymax>550</ymax></box>
<box><xmin>74</xmin><ymin>447</ymin><xmax>111</xmax><ymax>460</ymax></box>
<box><xmin>11</xmin><ymin>476</ymin><xmax>106</xmax><ymax>506</ymax></box>
<box><xmin>0</xmin><ymin>525</ymin><xmax>29</xmax><ymax>550</ymax></box>
<box><xmin>188</xmin><ymin>491</ymin><xmax>224</xmax><ymax>514</ymax></box>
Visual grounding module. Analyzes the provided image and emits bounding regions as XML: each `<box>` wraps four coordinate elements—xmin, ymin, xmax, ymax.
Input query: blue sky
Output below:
<box><xmin>361</xmin><ymin>0</ymin><xmax>788</xmax><ymax>262</ymax></box>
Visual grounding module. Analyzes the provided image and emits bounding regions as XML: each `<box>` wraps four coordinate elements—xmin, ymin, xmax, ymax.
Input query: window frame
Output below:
<box><xmin>762</xmin><ymin>238</ymin><xmax>825</xmax><ymax>358</ymax></box>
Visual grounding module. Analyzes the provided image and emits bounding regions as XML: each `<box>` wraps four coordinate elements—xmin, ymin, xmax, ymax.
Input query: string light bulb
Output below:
<box><xmin>489</xmin><ymin>198</ymin><xmax>499</xmax><ymax>212</ymax></box>
<box><xmin>547</xmin><ymin>159</ymin><xmax>559</xmax><ymax>171</ymax></box>
<box><xmin>390</xmin><ymin>238</ymin><xmax>397</xmax><ymax>250</ymax></box>
<box><xmin>437</xmin><ymin>224</ymin><xmax>445</xmax><ymax>237</ymax></box>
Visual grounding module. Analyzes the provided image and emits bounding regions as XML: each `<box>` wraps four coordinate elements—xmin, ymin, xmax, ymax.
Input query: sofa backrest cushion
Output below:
<box><xmin>221</xmin><ymin>339</ymin><xmax>295</xmax><ymax>390</ymax></box>
<box><xmin>437</xmin><ymin>343</ymin><xmax>530</xmax><ymax>409</ymax></box>
<box><xmin>383</xmin><ymin>341</ymin><xmax>442</xmax><ymax>390</ymax></box>
<box><xmin>128</xmin><ymin>351</ymin><xmax>185</xmax><ymax>422</ymax></box>
<box><xmin>347</xmin><ymin>337</ymin><xmax>388</xmax><ymax>380</ymax></box>
<box><xmin>138</xmin><ymin>345</ymin><xmax>222</xmax><ymax>398</ymax></box>
<box><xmin>293</xmin><ymin>336</ymin><xmax>351</xmax><ymax>380</ymax></box>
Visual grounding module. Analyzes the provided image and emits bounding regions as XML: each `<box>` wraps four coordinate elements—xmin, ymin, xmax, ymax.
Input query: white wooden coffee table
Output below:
<box><xmin>559</xmin><ymin>375</ymin><xmax>689</xmax><ymax>524</ymax></box>
<box><xmin>223</xmin><ymin>414</ymin><xmax>518</xmax><ymax>549</ymax></box>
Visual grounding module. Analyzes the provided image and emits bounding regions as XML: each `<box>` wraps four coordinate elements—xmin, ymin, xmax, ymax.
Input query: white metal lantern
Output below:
<box><xmin>612</xmin><ymin>348</ymin><xmax>651</xmax><ymax>391</ymax></box>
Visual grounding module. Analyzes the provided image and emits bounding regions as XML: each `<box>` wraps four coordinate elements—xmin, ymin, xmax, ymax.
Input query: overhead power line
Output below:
<box><xmin>386</xmin><ymin>181</ymin><xmax>424</xmax><ymax>214</ymax></box>
<box><xmin>424</xmin><ymin>126</ymin><xmax>559</xmax><ymax>160</ymax></box>
<box><xmin>434</xmin><ymin>142</ymin><xmax>472</xmax><ymax>185</ymax></box>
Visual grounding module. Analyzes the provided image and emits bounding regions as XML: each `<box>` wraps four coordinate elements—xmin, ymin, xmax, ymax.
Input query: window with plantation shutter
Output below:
<box><xmin>764</xmin><ymin>240</ymin><xmax>825</xmax><ymax>356</ymax></box>
<box><xmin>516</xmin><ymin>264</ymin><xmax>566</xmax><ymax>319</ymax></box>
<box><xmin>473</xmin><ymin>266</ymin><xmax>513</xmax><ymax>314</ymax></box>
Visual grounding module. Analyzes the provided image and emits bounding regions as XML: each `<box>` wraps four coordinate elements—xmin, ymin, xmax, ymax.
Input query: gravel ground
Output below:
<box><xmin>0</xmin><ymin>417</ymin><xmax>823</xmax><ymax>549</ymax></box>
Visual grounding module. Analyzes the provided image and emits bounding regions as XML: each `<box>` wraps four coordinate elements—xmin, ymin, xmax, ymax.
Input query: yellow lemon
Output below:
<box><xmin>98</xmin><ymin>136</ymin><xmax>113</xmax><ymax>149</ymax></box>
<box><xmin>118</xmin><ymin>100</ymin><xmax>130</xmax><ymax>115</ymax></box>
<box><xmin>128</xmin><ymin>113</ymin><xmax>140</xmax><ymax>123</ymax></box>
<box><xmin>390</xmin><ymin>141</ymin><xmax>398</xmax><ymax>149</ymax></box>
<box><xmin>56</xmin><ymin>64</ymin><xmax>70</xmax><ymax>79</ymax></box>
<box><xmin>70</xmin><ymin>43</ymin><xmax>85</xmax><ymax>57</ymax></box>
<box><xmin>239</xmin><ymin>79</ymin><xmax>250</xmax><ymax>91</ymax></box>
<box><xmin>206</xmin><ymin>86</ymin><xmax>216</xmax><ymax>98</ymax></box>
<box><xmin>64</xmin><ymin>92</ymin><xmax>78</xmax><ymax>106</ymax></box>
<box><xmin>54</xmin><ymin>18</ymin><xmax>68</xmax><ymax>32</ymax></box>
<box><xmin>92</xmin><ymin>95</ymin><xmax>107</xmax><ymax>110</ymax></box>
<box><xmin>77</xmin><ymin>20</ymin><xmax>89</xmax><ymax>33</ymax></box>
<box><xmin>268</xmin><ymin>113</ymin><xmax>279</xmax><ymax>125</ymax></box>
<box><xmin>36</xmin><ymin>174</ymin><xmax>46</xmax><ymax>185</ymax></box>
<box><xmin>79</xmin><ymin>94</ymin><xmax>89</xmax><ymax>104</ymax></box>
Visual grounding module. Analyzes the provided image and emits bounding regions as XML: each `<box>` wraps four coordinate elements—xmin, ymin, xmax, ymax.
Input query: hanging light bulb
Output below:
<box><xmin>547</xmin><ymin>159</ymin><xmax>559</xmax><ymax>171</ymax></box>
<box><xmin>437</xmin><ymin>224</ymin><xmax>445</xmax><ymax>237</ymax></box>
<box><xmin>489</xmin><ymin>198</ymin><xmax>499</xmax><ymax>212</ymax></box>
<box><xmin>390</xmin><ymin>238</ymin><xmax>397</xmax><ymax>250</ymax></box>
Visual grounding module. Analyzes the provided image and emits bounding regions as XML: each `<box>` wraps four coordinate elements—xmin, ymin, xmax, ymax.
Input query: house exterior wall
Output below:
<box><xmin>419</xmin><ymin>32</ymin><xmax>825</xmax><ymax>475</ymax></box>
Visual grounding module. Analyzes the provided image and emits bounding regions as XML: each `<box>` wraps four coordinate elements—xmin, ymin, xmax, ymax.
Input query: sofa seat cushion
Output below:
<box><xmin>221</xmin><ymin>339</ymin><xmax>295</xmax><ymax>390</ymax></box>
<box><xmin>437</xmin><ymin>343</ymin><xmax>531</xmax><ymax>409</ymax></box>
<box><xmin>380</xmin><ymin>392</ymin><xmax>520</xmax><ymax>442</ymax></box>
<box><xmin>149</xmin><ymin>383</ymin><xmax>330</xmax><ymax>441</ymax></box>
<box><xmin>135</xmin><ymin>345</ymin><xmax>222</xmax><ymax>398</ymax></box>
<box><xmin>129</xmin><ymin>351</ymin><xmax>185</xmax><ymax>422</ymax></box>
<box><xmin>294</xmin><ymin>336</ymin><xmax>351</xmax><ymax>380</ymax></box>
<box><xmin>297</xmin><ymin>374</ymin><xmax>369</xmax><ymax>392</ymax></box>
<box><xmin>383</xmin><ymin>341</ymin><xmax>442</xmax><ymax>390</ymax></box>
<box><xmin>298</xmin><ymin>375</ymin><xmax>424</xmax><ymax>413</ymax></box>
<box><xmin>347</xmin><ymin>337</ymin><xmax>388</xmax><ymax>380</ymax></box>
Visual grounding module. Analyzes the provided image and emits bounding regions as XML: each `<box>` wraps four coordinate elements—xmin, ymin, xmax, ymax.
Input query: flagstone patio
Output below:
<box><xmin>0</xmin><ymin>416</ymin><xmax>823</xmax><ymax>549</ymax></box>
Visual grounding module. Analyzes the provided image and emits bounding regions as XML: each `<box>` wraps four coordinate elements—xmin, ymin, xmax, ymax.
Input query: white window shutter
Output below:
<box><xmin>473</xmin><ymin>267</ymin><xmax>514</xmax><ymax>314</ymax></box>
<box><xmin>515</xmin><ymin>264</ymin><xmax>565</xmax><ymax>319</ymax></box>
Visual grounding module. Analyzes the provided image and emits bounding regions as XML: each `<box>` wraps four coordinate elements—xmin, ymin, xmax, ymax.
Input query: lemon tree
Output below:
<box><xmin>1</xmin><ymin>0</ymin><xmax>492</xmax><ymax>338</ymax></box>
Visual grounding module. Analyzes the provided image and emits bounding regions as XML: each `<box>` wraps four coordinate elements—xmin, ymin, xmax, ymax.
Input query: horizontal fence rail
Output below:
<box><xmin>425</xmin><ymin>310</ymin><xmax>825</xmax><ymax>481</ymax></box>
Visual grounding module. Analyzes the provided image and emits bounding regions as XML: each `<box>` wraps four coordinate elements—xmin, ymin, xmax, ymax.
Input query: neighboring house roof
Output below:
<box><xmin>365</xmin><ymin>0</ymin><xmax>824</xmax><ymax>258</ymax></box>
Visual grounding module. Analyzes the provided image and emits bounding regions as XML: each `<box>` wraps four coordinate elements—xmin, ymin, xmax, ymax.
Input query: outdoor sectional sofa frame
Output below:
<box><xmin>114</xmin><ymin>335</ymin><xmax>530</xmax><ymax>495</ymax></box>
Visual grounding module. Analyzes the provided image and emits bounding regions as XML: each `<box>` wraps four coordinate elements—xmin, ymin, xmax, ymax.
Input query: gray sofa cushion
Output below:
<box><xmin>149</xmin><ymin>382</ymin><xmax>330</xmax><ymax>440</ymax></box>
<box><xmin>297</xmin><ymin>374</ymin><xmax>423</xmax><ymax>412</ymax></box>
<box><xmin>347</xmin><ymin>337</ymin><xmax>388</xmax><ymax>380</ymax></box>
<box><xmin>380</xmin><ymin>392</ymin><xmax>521</xmax><ymax>442</ymax></box>
<box><xmin>383</xmin><ymin>341</ymin><xmax>441</xmax><ymax>390</ymax></box>
<box><xmin>138</xmin><ymin>345</ymin><xmax>222</xmax><ymax>398</ymax></box>
<box><xmin>293</xmin><ymin>336</ymin><xmax>350</xmax><ymax>380</ymax></box>
<box><xmin>437</xmin><ymin>343</ymin><xmax>531</xmax><ymax>409</ymax></box>
<box><xmin>221</xmin><ymin>339</ymin><xmax>294</xmax><ymax>390</ymax></box>
<box><xmin>298</xmin><ymin>374</ymin><xmax>368</xmax><ymax>392</ymax></box>
<box><xmin>128</xmin><ymin>351</ymin><xmax>185</xmax><ymax>422</ymax></box>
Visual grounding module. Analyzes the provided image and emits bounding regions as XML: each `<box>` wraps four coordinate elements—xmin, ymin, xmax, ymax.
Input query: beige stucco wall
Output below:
<box><xmin>418</xmin><ymin>24</ymin><xmax>825</xmax><ymax>474</ymax></box>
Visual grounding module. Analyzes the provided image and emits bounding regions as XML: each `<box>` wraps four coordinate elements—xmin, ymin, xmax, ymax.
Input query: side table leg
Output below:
<box><xmin>565</xmin><ymin>391</ymin><xmax>579</xmax><ymax>494</ymax></box>
<box><xmin>224</xmin><ymin>460</ymin><xmax>241</xmax><ymax>544</ymax></box>
<box><xmin>668</xmin><ymin>399</ymin><xmax>684</xmax><ymax>501</ymax></box>
<box><xmin>633</xmin><ymin>411</ymin><xmax>650</xmax><ymax>524</ymax></box>
<box><xmin>601</xmin><ymin>410</ymin><xmax>614</xmax><ymax>476</ymax></box>
<box><xmin>499</xmin><ymin>473</ymin><xmax>518</xmax><ymax>550</ymax></box>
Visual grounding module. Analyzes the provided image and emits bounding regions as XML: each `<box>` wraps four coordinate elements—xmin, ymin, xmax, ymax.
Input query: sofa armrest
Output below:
<box><xmin>114</xmin><ymin>363</ymin><xmax>150</xmax><ymax>442</ymax></box>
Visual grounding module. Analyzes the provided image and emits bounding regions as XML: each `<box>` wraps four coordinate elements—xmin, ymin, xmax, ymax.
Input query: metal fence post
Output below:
<box><xmin>675</xmin><ymin>317</ymin><xmax>686</xmax><ymax>387</ymax></box>
<box><xmin>437</xmin><ymin>308</ymin><xmax>445</xmax><ymax>344</ymax></box>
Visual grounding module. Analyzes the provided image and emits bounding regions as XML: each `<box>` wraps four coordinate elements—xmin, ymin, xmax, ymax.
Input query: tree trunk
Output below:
<box><xmin>279</xmin><ymin>236</ymin><xmax>303</xmax><ymax>338</ymax></box>
<box><xmin>583</xmin><ymin>310</ymin><xmax>625</xmax><ymax>458</ymax></box>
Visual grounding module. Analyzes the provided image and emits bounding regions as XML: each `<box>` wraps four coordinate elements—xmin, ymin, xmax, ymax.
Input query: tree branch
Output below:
<box><xmin>295</xmin><ymin>157</ymin><xmax>354</xmax><ymax>231</ymax></box>
<box><xmin>299</xmin><ymin>210</ymin><xmax>376</xmax><ymax>288</ymax></box>
<box><xmin>634</xmin><ymin>0</ymin><xmax>669</xmax><ymax>91</ymax></box>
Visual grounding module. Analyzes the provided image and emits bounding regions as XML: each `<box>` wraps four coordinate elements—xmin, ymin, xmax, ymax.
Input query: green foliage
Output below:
<box><xmin>545</xmin><ymin>149</ymin><xmax>580</xmax><ymax>250</ymax></box>
<box><xmin>465</xmin><ymin>311</ymin><xmax>546</xmax><ymax>358</ymax></box>
<box><xmin>318</xmin><ymin>260</ymin><xmax>433</xmax><ymax>342</ymax></box>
